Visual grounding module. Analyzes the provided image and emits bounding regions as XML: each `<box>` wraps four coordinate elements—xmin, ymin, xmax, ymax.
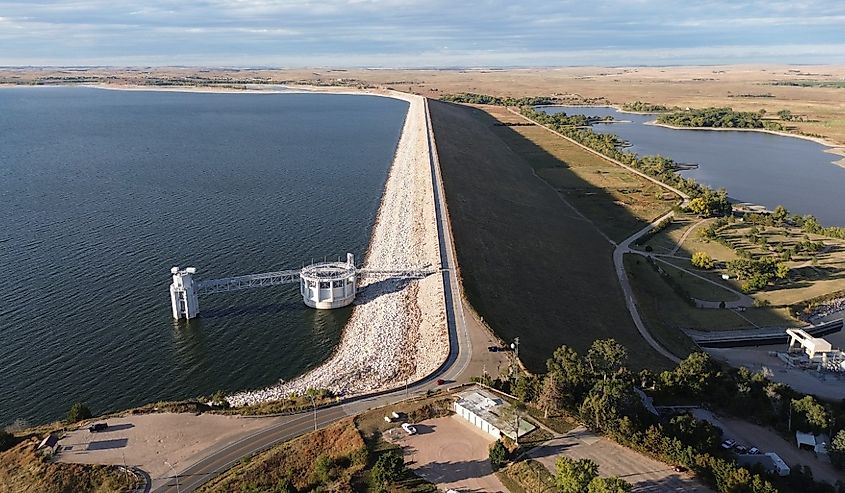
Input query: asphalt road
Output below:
<box><xmin>154</xmin><ymin>96</ymin><xmax>480</xmax><ymax>493</ymax></box>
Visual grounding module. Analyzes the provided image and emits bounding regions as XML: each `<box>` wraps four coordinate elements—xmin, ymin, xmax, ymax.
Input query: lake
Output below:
<box><xmin>541</xmin><ymin>106</ymin><xmax>845</xmax><ymax>226</ymax></box>
<box><xmin>0</xmin><ymin>87</ymin><xmax>408</xmax><ymax>425</ymax></box>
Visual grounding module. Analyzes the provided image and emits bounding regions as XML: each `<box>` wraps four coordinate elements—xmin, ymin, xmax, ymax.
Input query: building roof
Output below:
<box><xmin>736</xmin><ymin>452</ymin><xmax>789</xmax><ymax>473</ymax></box>
<box><xmin>455</xmin><ymin>388</ymin><xmax>535</xmax><ymax>439</ymax></box>
<box><xmin>37</xmin><ymin>434</ymin><xmax>58</xmax><ymax>450</ymax></box>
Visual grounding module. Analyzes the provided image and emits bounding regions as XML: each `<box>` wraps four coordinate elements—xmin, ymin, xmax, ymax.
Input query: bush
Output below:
<box><xmin>691</xmin><ymin>252</ymin><xmax>715</xmax><ymax>270</ymax></box>
<box><xmin>314</xmin><ymin>454</ymin><xmax>335</xmax><ymax>484</ymax></box>
<box><xmin>370</xmin><ymin>450</ymin><xmax>404</xmax><ymax>490</ymax></box>
<box><xmin>489</xmin><ymin>440</ymin><xmax>507</xmax><ymax>470</ymax></box>
<box><xmin>0</xmin><ymin>430</ymin><xmax>15</xmax><ymax>452</ymax></box>
<box><xmin>67</xmin><ymin>402</ymin><xmax>92</xmax><ymax>423</ymax></box>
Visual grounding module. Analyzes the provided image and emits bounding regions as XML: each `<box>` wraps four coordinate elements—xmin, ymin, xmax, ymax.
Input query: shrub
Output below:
<box><xmin>691</xmin><ymin>252</ymin><xmax>715</xmax><ymax>270</ymax></box>
<box><xmin>67</xmin><ymin>402</ymin><xmax>92</xmax><ymax>423</ymax></box>
<box><xmin>370</xmin><ymin>450</ymin><xmax>404</xmax><ymax>490</ymax></box>
<box><xmin>0</xmin><ymin>430</ymin><xmax>15</xmax><ymax>452</ymax></box>
<box><xmin>489</xmin><ymin>440</ymin><xmax>507</xmax><ymax>470</ymax></box>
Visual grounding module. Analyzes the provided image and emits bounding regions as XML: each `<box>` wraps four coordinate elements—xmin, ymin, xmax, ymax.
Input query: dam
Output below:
<box><xmin>169</xmin><ymin>253</ymin><xmax>436</xmax><ymax>319</ymax></box>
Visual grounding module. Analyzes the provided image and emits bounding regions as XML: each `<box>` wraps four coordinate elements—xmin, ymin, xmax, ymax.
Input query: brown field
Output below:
<box><xmin>429</xmin><ymin>99</ymin><xmax>671</xmax><ymax>371</ymax></box>
<box><xmin>3</xmin><ymin>65</ymin><xmax>844</xmax><ymax>148</ymax></box>
<box><xmin>0</xmin><ymin>438</ymin><xmax>138</xmax><ymax>493</ymax></box>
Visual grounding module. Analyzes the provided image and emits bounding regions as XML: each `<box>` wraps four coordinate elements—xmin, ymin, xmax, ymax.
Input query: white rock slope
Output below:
<box><xmin>228</xmin><ymin>93</ymin><xmax>447</xmax><ymax>406</ymax></box>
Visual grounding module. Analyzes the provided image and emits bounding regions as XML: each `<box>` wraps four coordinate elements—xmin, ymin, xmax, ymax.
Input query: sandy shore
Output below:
<box><xmin>227</xmin><ymin>91</ymin><xmax>448</xmax><ymax>406</ymax></box>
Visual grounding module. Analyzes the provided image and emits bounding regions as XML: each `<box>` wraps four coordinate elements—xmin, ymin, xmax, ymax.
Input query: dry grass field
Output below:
<box><xmin>429</xmin><ymin>99</ymin><xmax>671</xmax><ymax>371</ymax></box>
<box><xmin>0</xmin><ymin>438</ymin><xmax>138</xmax><ymax>493</ymax></box>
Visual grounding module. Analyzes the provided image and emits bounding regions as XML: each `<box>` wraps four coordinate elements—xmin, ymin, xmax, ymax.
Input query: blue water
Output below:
<box><xmin>542</xmin><ymin>106</ymin><xmax>845</xmax><ymax>226</ymax></box>
<box><xmin>0</xmin><ymin>87</ymin><xmax>408</xmax><ymax>425</ymax></box>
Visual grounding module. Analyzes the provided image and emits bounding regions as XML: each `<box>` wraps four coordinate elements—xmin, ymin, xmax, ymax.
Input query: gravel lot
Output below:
<box><xmin>56</xmin><ymin>413</ymin><xmax>285</xmax><ymax>487</ymax></box>
<box><xmin>526</xmin><ymin>426</ymin><xmax>712</xmax><ymax>492</ymax></box>
<box><xmin>394</xmin><ymin>415</ymin><xmax>507</xmax><ymax>493</ymax></box>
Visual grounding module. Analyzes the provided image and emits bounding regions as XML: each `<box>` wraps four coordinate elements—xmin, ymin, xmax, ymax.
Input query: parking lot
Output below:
<box><xmin>692</xmin><ymin>409</ymin><xmax>842</xmax><ymax>485</ymax></box>
<box><xmin>526</xmin><ymin>426</ymin><xmax>712</xmax><ymax>492</ymax></box>
<box><xmin>392</xmin><ymin>415</ymin><xmax>507</xmax><ymax>493</ymax></box>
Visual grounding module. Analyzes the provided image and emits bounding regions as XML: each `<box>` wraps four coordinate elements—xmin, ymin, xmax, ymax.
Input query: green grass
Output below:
<box><xmin>497</xmin><ymin>459</ymin><xmax>557</xmax><ymax>493</ymax></box>
<box><xmin>654</xmin><ymin>259</ymin><xmax>740</xmax><ymax>302</ymax></box>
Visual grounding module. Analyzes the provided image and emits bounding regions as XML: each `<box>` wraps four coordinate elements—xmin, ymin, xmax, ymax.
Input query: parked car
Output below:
<box><xmin>487</xmin><ymin>346</ymin><xmax>499</xmax><ymax>352</ymax></box>
<box><xmin>748</xmin><ymin>447</ymin><xmax>760</xmax><ymax>455</ymax></box>
<box><xmin>401</xmin><ymin>423</ymin><xmax>417</xmax><ymax>435</ymax></box>
<box><xmin>720</xmin><ymin>439</ymin><xmax>736</xmax><ymax>449</ymax></box>
<box><xmin>88</xmin><ymin>423</ymin><xmax>108</xmax><ymax>433</ymax></box>
<box><xmin>734</xmin><ymin>445</ymin><xmax>748</xmax><ymax>454</ymax></box>
<box><xmin>673</xmin><ymin>465</ymin><xmax>688</xmax><ymax>473</ymax></box>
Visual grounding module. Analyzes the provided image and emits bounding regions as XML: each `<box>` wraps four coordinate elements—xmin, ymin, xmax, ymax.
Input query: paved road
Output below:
<box><xmin>509</xmin><ymin>107</ymin><xmax>685</xmax><ymax>364</ymax></box>
<box><xmin>153</xmin><ymin>96</ymin><xmax>499</xmax><ymax>493</ymax></box>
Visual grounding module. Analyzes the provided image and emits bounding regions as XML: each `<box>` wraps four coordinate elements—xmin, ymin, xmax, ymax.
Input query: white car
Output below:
<box><xmin>401</xmin><ymin>423</ymin><xmax>417</xmax><ymax>435</ymax></box>
<box><xmin>720</xmin><ymin>439</ymin><xmax>736</xmax><ymax>450</ymax></box>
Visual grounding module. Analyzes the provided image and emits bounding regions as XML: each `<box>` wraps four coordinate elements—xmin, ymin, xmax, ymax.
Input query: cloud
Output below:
<box><xmin>0</xmin><ymin>0</ymin><xmax>843</xmax><ymax>66</ymax></box>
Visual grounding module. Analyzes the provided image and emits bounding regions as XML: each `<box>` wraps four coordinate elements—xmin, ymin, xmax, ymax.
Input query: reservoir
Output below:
<box><xmin>0</xmin><ymin>87</ymin><xmax>408</xmax><ymax>425</ymax></box>
<box><xmin>541</xmin><ymin>106</ymin><xmax>845</xmax><ymax>226</ymax></box>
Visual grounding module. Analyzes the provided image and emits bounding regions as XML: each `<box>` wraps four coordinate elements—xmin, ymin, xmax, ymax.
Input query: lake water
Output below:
<box><xmin>0</xmin><ymin>87</ymin><xmax>408</xmax><ymax>425</ymax></box>
<box><xmin>541</xmin><ymin>106</ymin><xmax>845</xmax><ymax>226</ymax></box>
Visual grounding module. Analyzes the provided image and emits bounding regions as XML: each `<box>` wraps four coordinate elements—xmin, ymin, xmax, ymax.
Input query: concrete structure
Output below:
<box><xmin>786</xmin><ymin>328</ymin><xmax>845</xmax><ymax>372</ymax></box>
<box><xmin>299</xmin><ymin>253</ymin><xmax>357</xmax><ymax>309</ymax></box>
<box><xmin>453</xmin><ymin>388</ymin><xmax>535</xmax><ymax>441</ymax></box>
<box><xmin>736</xmin><ymin>453</ymin><xmax>790</xmax><ymax>476</ymax></box>
<box><xmin>169</xmin><ymin>253</ymin><xmax>435</xmax><ymax>320</ymax></box>
<box><xmin>169</xmin><ymin>267</ymin><xmax>199</xmax><ymax>319</ymax></box>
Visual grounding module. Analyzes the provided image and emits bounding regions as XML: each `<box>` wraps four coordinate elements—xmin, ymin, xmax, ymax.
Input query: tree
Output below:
<box><xmin>791</xmin><ymin>396</ymin><xmax>829</xmax><ymax>433</ymax></box>
<box><xmin>314</xmin><ymin>454</ymin><xmax>335</xmax><ymax>484</ymax></box>
<box><xmin>830</xmin><ymin>429</ymin><xmax>845</xmax><ymax>469</ymax></box>
<box><xmin>370</xmin><ymin>450</ymin><xmax>405</xmax><ymax>490</ymax></box>
<box><xmin>512</xmin><ymin>373</ymin><xmax>539</xmax><ymax>403</ymax></box>
<box><xmin>556</xmin><ymin>456</ymin><xmax>599</xmax><ymax>493</ymax></box>
<box><xmin>660</xmin><ymin>352</ymin><xmax>720</xmax><ymax>396</ymax></box>
<box><xmin>538</xmin><ymin>372</ymin><xmax>564</xmax><ymax>418</ymax></box>
<box><xmin>579</xmin><ymin>378</ymin><xmax>644</xmax><ymax>433</ymax></box>
<box><xmin>587</xmin><ymin>339</ymin><xmax>628</xmax><ymax>380</ymax></box>
<box><xmin>0</xmin><ymin>430</ymin><xmax>15</xmax><ymax>452</ymax></box>
<box><xmin>587</xmin><ymin>476</ymin><xmax>633</xmax><ymax>493</ymax></box>
<box><xmin>546</xmin><ymin>345</ymin><xmax>592</xmax><ymax>408</ymax></box>
<box><xmin>691</xmin><ymin>252</ymin><xmax>715</xmax><ymax>270</ymax></box>
<box><xmin>67</xmin><ymin>402</ymin><xmax>92</xmax><ymax>423</ymax></box>
<box><xmin>489</xmin><ymin>440</ymin><xmax>507</xmax><ymax>470</ymax></box>
<box><xmin>665</xmin><ymin>414</ymin><xmax>722</xmax><ymax>453</ymax></box>
<box><xmin>772</xmin><ymin>205</ymin><xmax>789</xmax><ymax>224</ymax></box>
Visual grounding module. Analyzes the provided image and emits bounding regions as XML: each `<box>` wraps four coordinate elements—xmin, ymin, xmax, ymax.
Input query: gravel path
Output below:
<box><xmin>228</xmin><ymin>93</ymin><xmax>447</xmax><ymax>406</ymax></box>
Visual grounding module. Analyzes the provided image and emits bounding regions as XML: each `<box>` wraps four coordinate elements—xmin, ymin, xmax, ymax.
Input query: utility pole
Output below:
<box><xmin>165</xmin><ymin>461</ymin><xmax>180</xmax><ymax>493</ymax></box>
<box><xmin>308</xmin><ymin>394</ymin><xmax>317</xmax><ymax>431</ymax></box>
<box><xmin>510</xmin><ymin>337</ymin><xmax>520</xmax><ymax>377</ymax></box>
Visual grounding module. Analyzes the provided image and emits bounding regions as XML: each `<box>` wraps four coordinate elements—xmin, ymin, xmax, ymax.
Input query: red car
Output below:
<box><xmin>436</xmin><ymin>379</ymin><xmax>446</xmax><ymax>385</ymax></box>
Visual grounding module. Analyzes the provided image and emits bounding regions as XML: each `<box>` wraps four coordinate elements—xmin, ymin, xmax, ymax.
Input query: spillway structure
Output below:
<box><xmin>169</xmin><ymin>253</ymin><xmax>435</xmax><ymax>320</ymax></box>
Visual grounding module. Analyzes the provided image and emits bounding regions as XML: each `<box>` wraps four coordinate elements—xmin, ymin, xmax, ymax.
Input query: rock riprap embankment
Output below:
<box><xmin>227</xmin><ymin>93</ymin><xmax>447</xmax><ymax>407</ymax></box>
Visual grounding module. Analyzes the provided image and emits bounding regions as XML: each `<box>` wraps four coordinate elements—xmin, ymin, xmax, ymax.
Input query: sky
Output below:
<box><xmin>1</xmin><ymin>0</ymin><xmax>844</xmax><ymax>67</ymax></box>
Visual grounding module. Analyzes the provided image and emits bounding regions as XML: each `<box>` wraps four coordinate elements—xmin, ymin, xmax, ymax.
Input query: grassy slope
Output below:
<box><xmin>0</xmin><ymin>439</ymin><xmax>137</xmax><ymax>493</ymax></box>
<box><xmin>429</xmin><ymin>99</ymin><xmax>671</xmax><ymax>371</ymax></box>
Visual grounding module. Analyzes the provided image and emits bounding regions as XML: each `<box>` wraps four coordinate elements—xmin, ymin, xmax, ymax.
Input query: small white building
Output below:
<box><xmin>454</xmin><ymin>388</ymin><xmax>535</xmax><ymax>441</ymax></box>
<box><xmin>796</xmin><ymin>431</ymin><xmax>829</xmax><ymax>455</ymax></box>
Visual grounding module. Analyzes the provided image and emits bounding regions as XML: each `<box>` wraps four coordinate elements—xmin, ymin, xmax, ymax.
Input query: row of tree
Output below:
<box><xmin>440</xmin><ymin>92</ymin><xmax>557</xmax><ymax>106</ymax></box>
<box><xmin>656</xmin><ymin>107</ymin><xmax>785</xmax><ymax>131</ymax></box>
<box><xmin>620</xmin><ymin>101</ymin><xmax>672</xmax><ymax>112</ymax></box>
<box><xmin>493</xmin><ymin>339</ymin><xmax>845</xmax><ymax>491</ymax></box>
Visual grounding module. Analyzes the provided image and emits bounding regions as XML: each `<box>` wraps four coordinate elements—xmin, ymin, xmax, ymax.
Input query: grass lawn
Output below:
<box><xmin>497</xmin><ymin>459</ymin><xmax>557</xmax><ymax>493</ymax></box>
<box><xmin>653</xmin><ymin>259</ymin><xmax>740</xmax><ymax>303</ymax></box>
<box><xmin>624</xmin><ymin>254</ymin><xmax>795</xmax><ymax>341</ymax></box>
<box><xmin>430</xmin><ymin>100</ymin><xmax>672</xmax><ymax>371</ymax></box>
<box><xmin>483</xmin><ymin>106</ymin><xmax>676</xmax><ymax>243</ymax></box>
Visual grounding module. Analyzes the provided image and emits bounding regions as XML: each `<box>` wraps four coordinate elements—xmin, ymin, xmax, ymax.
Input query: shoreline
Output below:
<box><xmin>537</xmin><ymin>103</ymin><xmax>845</xmax><ymax>167</ymax></box>
<box><xmin>5</xmin><ymin>82</ymin><xmax>450</xmax><ymax>410</ymax></box>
